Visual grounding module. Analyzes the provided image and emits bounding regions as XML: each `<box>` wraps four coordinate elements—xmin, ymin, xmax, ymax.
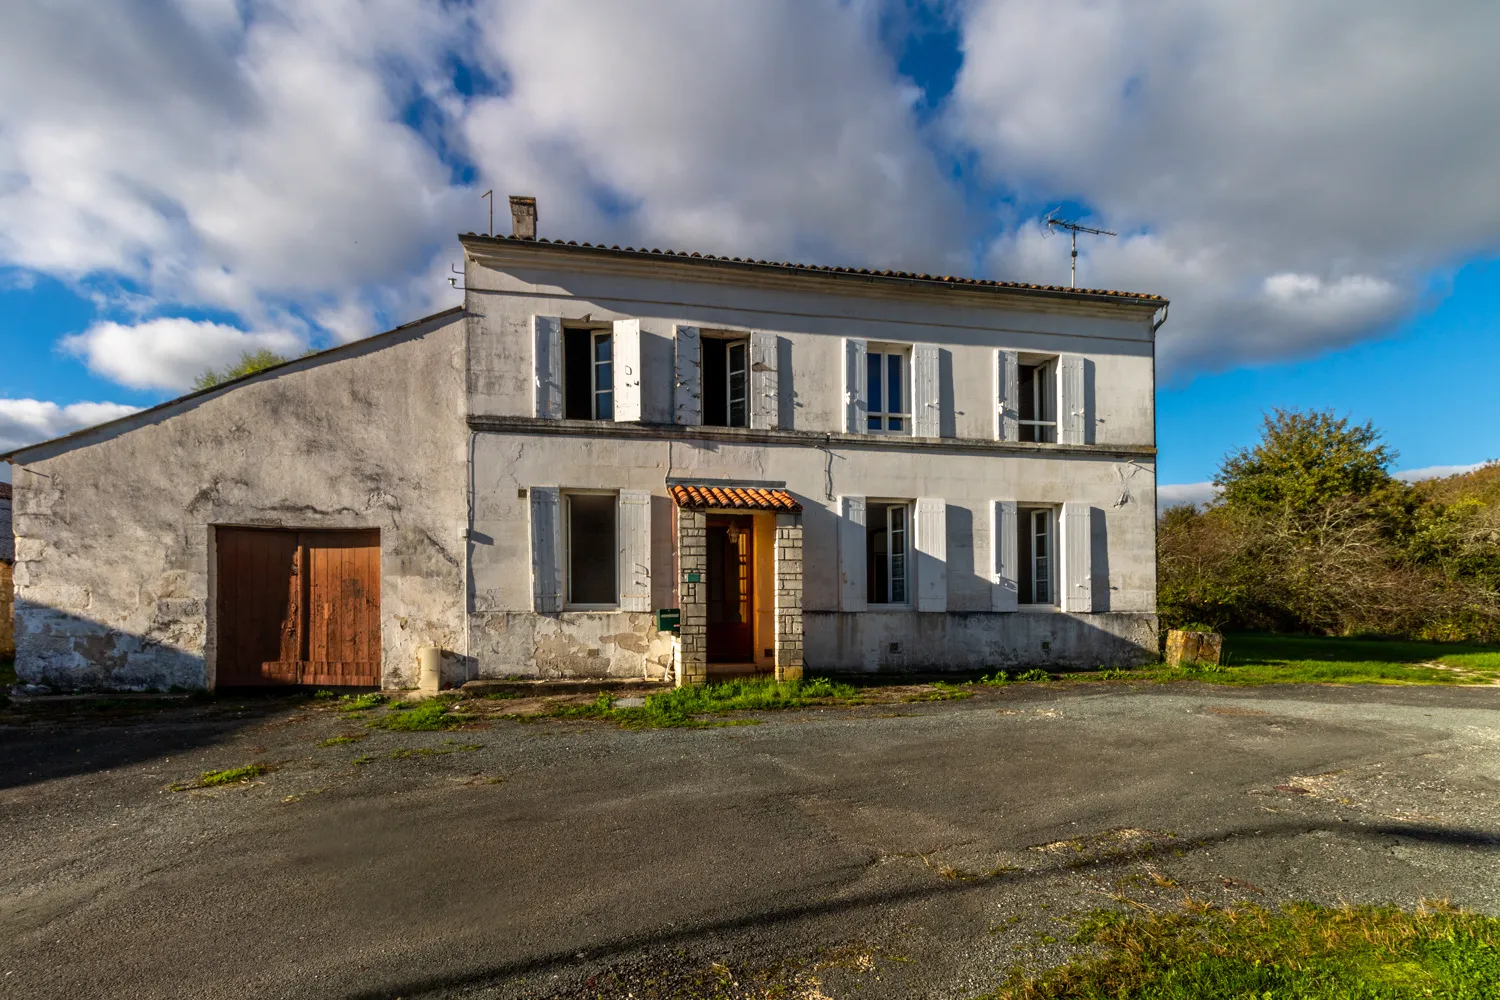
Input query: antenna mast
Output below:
<box><xmin>1042</xmin><ymin>210</ymin><xmax>1116</xmax><ymax>288</ymax></box>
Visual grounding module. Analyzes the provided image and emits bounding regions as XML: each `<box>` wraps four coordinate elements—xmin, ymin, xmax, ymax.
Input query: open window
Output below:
<box><xmin>563</xmin><ymin>327</ymin><xmax>613</xmax><ymax>420</ymax></box>
<box><xmin>1017</xmin><ymin>358</ymin><xmax>1057</xmax><ymax>443</ymax></box>
<box><xmin>866</xmin><ymin>346</ymin><xmax>910</xmax><ymax>433</ymax></box>
<box><xmin>1017</xmin><ymin>505</ymin><xmax>1056</xmax><ymax>605</ymax></box>
<box><xmin>564</xmin><ymin>491</ymin><xmax>617</xmax><ymax>607</ymax></box>
<box><xmin>701</xmin><ymin>334</ymin><xmax>750</xmax><ymax>427</ymax></box>
<box><xmin>866</xmin><ymin>500</ymin><xmax>911</xmax><ymax>605</ymax></box>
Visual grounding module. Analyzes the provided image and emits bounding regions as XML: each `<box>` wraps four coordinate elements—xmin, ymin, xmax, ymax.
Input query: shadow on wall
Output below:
<box><xmin>14</xmin><ymin>599</ymin><xmax>207</xmax><ymax>692</ymax></box>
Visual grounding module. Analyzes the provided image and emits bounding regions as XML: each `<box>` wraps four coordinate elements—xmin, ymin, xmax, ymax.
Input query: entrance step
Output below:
<box><xmin>459</xmin><ymin>678</ymin><xmax>668</xmax><ymax>699</ymax></box>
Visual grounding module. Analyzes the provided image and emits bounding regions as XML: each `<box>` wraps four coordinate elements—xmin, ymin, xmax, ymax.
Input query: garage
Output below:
<box><xmin>215</xmin><ymin>527</ymin><xmax>381</xmax><ymax>688</ymax></box>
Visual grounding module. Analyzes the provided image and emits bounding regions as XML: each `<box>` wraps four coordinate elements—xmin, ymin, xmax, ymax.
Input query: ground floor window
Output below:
<box><xmin>566</xmin><ymin>492</ymin><xmax>617</xmax><ymax>606</ymax></box>
<box><xmin>1018</xmin><ymin>506</ymin><xmax>1056</xmax><ymax>605</ymax></box>
<box><xmin>866</xmin><ymin>500</ymin><xmax>910</xmax><ymax>605</ymax></box>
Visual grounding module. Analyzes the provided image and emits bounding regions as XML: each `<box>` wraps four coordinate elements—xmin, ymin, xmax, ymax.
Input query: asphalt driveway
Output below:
<box><xmin>2</xmin><ymin>682</ymin><xmax>1497</xmax><ymax>999</ymax></box>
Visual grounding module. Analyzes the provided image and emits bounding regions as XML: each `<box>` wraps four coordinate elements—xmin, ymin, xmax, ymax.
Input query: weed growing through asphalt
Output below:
<box><xmin>367</xmin><ymin>694</ymin><xmax>473</xmax><ymax>731</ymax></box>
<box><xmin>353</xmin><ymin>740</ymin><xmax>482</xmax><ymax>764</ymax></box>
<box><xmin>1015</xmin><ymin>668</ymin><xmax>1052</xmax><ymax>682</ymax></box>
<box><xmin>172</xmin><ymin>763</ymin><xmax>271</xmax><ymax>790</ymax></box>
<box><xmin>543</xmin><ymin>676</ymin><xmax>865</xmax><ymax>729</ymax></box>
<box><xmin>318</xmin><ymin>734</ymin><xmax>365</xmax><ymax>747</ymax></box>
<box><xmin>986</xmin><ymin>899</ymin><xmax>1500</xmax><ymax>999</ymax></box>
<box><xmin>337</xmin><ymin>692</ymin><xmax>385</xmax><ymax>714</ymax></box>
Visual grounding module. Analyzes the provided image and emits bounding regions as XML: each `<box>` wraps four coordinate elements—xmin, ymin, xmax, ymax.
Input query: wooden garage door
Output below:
<box><xmin>216</xmin><ymin>527</ymin><xmax>381</xmax><ymax>687</ymax></box>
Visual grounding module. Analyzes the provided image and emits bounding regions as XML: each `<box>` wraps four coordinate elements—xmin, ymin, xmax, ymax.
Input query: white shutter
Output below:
<box><xmin>749</xmin><ymin>331</ymin><xmax>779</xmax><ymax>430</ymax></box>
<box><xmin>996</xmin><ymin>349</ymin><xmax>1019</xmax><ymax>441</ymax></box>
<box><xmin>530</xmin><ymin>487</ymin><xmax>562</xmax><ymax>612</ymax></box>
<box><xmin>613</xmin><ymin>319</ymin><xmax>642</xmax><ymax>422</ymax></box>
<box><xmin>674</xmin><ymin>325</ymin><xmax>701</xmax><ymax>426</ymax></box>
<box><xmin>991</xmin><ymin>499</ymin><xmax>1018</xmax><ymax>611</ymax></box>
<box><xmin>843</xmin><ymin>338</ymin><xmax>867</xmax><ymax>433</ymax></box>
<box><xmin>1062</xmin><ymin>501</ymin><xmax>1093</xmax><ymax>613</ymax></box>
<box><xmin>838</xmin><ymin>496</ymin><xmax>867</xmax><ymax>611</ymax></box>
<box><xmin>533</xmin><ymin>316</ymin><xmax>562</xmax><ymax>419</ymax></box>
<box><xmin>618</xmin><ymin>489</ymin><xmax>651</xmax><ymax>611</ymax></box>
<box><xmin>1060</xmin><ymin>353</ymin><xmax>1085</xmax><ymax>444</ymax></box>
<box><xmin>915</xmin><ymin>498</ymin><xmax>947</xmax><ymax>612</ymax></box>
<box><xmin>913</xmin><ymin>344</ymin><xmax>940</xmax><ymax>438</ymax></box>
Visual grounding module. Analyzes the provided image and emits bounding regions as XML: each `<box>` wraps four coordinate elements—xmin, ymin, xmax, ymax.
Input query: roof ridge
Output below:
<box><xmin>461</xmin><ymin>233</ymin><xmax>1164</xmax><ymax>302</ymax></box>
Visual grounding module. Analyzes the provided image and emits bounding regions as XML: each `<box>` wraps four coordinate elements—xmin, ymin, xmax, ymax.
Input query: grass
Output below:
<box><xmin>989</xmin><ymin>900</ymin><xmax>1500</xmax><ymax>999</ymax></box>
<box><xmin>0</xmin><ymin>656</ymin><xmax>16</xmax><ymax>686</ymax></box>
<box><xmin>318</xmin><ymin>733</ymin><xmax>365</xmax><ymax>747</ymax></box>
<box><xmin>172</xmin><ymin>763</ymin><xmax>271</xmax><ymax>790</ymax></box>
<box><xmin>366</xmin><ymin>694</ymin><xmax>473</xmax><ymax>731</ymax></box>
<box><xmin>541</xmin><ymin>675</ymin><xmax>868</xmax><ymax>728</ymax></box>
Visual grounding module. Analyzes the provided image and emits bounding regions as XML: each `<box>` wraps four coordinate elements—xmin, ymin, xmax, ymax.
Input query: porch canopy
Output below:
<box><xmin>667</xmin><ymin>484</ymin><xmax>802</xmax><ymax>513</ymax></box>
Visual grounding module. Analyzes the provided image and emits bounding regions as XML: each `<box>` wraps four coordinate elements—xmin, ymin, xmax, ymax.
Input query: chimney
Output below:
<box><xmin>509</xmin><ymin>196</ymin><xmax>537</xmax><ymax>240</ymax></box>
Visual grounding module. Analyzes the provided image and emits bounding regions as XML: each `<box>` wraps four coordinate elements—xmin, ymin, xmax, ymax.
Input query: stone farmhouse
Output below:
<box><xmin>3</xmin><ymin>198</ymin><xmax>1167</xmax><ymax>692</ymax></box>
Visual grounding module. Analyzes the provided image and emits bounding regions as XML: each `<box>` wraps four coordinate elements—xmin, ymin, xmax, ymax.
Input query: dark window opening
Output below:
<box><xmin>567</xmin><ymin>493</ymin><xmax>617</xmax><ymax>605</ymax></box>
<box><xmin>1017</xmin><ymin>360</ymin><xmax>1057</xmax><ymax>443</ymax></box>
<box><xmin>865</xmin><ymin>501</ymin><xmax>910</xmax><ymax>604</ymax></box>
<box><xmin>1017</xmin><ymin>506</ymin><xmax>1054</xmax><ymax>605</ymax></box>
<box><xmin>563</xmin><ymin>328</ymin><xmax>612</xmax><ymax>420</ymax></box>
<box><xmin>701</xmin><ymin>336</ymin><xmax>749</xmax><ymax>427</ymax></box>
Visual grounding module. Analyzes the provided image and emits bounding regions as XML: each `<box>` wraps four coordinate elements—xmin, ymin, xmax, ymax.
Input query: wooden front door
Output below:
<box><xmin>216</xmin><ymin>527</ymin><xmax>381</xmax><ymax>688</ymax></box>
<box><xmin>706</xmin><ymin>515</ymin><xmax>754</xmax><ymax>662</ymax></box>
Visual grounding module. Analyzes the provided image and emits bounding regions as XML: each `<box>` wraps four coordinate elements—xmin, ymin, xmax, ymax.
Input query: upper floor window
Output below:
<box><xmin>866</xmin><ymin>500</ymin><xmax>911</xmax><ymax>604</ymax></box>
<box><xmin>866</xmin><ymin>348</ymin><xmax>909</xmax><ymax>433</ymax></box>
<box><xmin>1017</xmin><ymin>359</ymin><xmax>1057</xmax><ymax>443</ymax></box>
<box><xmin>564</xmin><ymin>328</ymin><xmax>613</xmax><ymax>420</ymax></box>
<box><xmin>701</xmin><ymin>334</ymin><xmax>750</xmax><ymax>428</ymax></box>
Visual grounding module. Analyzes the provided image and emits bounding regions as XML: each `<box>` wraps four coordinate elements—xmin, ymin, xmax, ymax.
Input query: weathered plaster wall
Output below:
<box><xmin>8</xmin><ymin>312</ymin><xmax>468</xmax><ymax>691</ymax></box>
<box><xmin>468</xmin><ymin>430</ymin><xmax>1157</xmax><ymax>675</ymax></box>
<box><xmin>805</xmin><ymin>610</ymin><xmax>1157</xmax><ymax>671</ymax></box>
<box><xmin>463</xmin><ymin>247</ymin><xmax>1158</xmax><ymax>446</ymax></box>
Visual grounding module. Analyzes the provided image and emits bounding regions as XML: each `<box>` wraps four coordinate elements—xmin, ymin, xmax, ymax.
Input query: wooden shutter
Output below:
<box><xmin>749</xmin><ymin>330</ymin><xmax>779</xmax><ymax>430</ymax></box>
<box><xmin>530</xmin><ymin>487</ymin><xmax>562</xmax><ymax>612</ymax></box>
<box><xmin>996</xmin><ymin>349</ymin><xmax>1019</xmax><ymax>441</ymax></box>
<box><xmin>612</xmin><ymin>319</ymin><xmax>642</xmax><ymax>422</ymax></box>
<box><xmin>1060</xmin><ymin>353</ymin><xmax>1085</xmax><ymax>444</ymax></box>
<box><xmin>674</xmin><ymin>325</ymin><xmax>701</xmax><ymax>425</ymax></box>
<box><xmin>618</xmin><ymin>489</ymin><xmax>652</xmax><ymax>611</ymax></box>
<box><xmin>533</xmin><ymin>316</ymin><xmax>562</xmax><ymax>419</ymax></box>
<box><xmin>915</xmin><ymin>498</ymin><xmax>947</xmax><ymax>613</ymax></box>
<box><xmin>991</xmin><ymin>499</ymin><xmax>1018</xmax><ymax>611</ymax></box>
<box><xmin>843</xmin><ymin>338</ymin><xmax>867</xmax><ymax>433</ymax></box>
<box><xmin>1062</xmin><ymin>502</ymin><xmax>1093</xmax><ymax>613</ymax></box>
<box><xmin>838</xmin><ymin>495</ymin><xmax>867</xmax><ymax>611</ymax></box>
<box><xmin>913</xmin><ymin>344</ymin><xmax>939</xmax><ymax>438</ymax></box>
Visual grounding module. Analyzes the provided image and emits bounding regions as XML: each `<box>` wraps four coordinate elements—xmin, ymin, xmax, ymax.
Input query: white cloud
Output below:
<box><xmin>1395</xmin><ymin>462</ymin><xmax>1492</xmax><ymax>483</ymax></box>
<box><xmin>952</xmin><ymin>0</ymin><xmax>1500</xmax><ymax>375</ymax></box>
<box><xmin>60</xmin><ymin>318</ymin><xmax>303</xmax><ymax>392</ymax></box>
<box><xmin>460</xmin><ymin>0</ymin><xmax>965</xmax><ymax>269</ymax></box>
<box><xmin>1157</xmin><ymin>481</ymin><xmax>1218</xmax><ymax>510</ymax></box>
<box><xmin>0</xmin><ymin>399</ymin><xmax>142</xmax><ymax>457</ymax></box>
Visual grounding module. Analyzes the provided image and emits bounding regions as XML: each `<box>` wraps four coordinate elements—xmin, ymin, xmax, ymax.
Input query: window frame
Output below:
<box><xmin>866</xmin><ymin>346</ymin><xmax>911</xmax><ymax>434</ymax></box>
<box><xmin>562</xmin><ymin>489</ymin><xmax>620</xmax><ymax>610</ymax></box>
<box><xmin>1017</xmin><ymin>358</ymin><xmax>1059</xmax><ymax>444</ymax></box>
<box><xmin>1017</xmin><ymin>504</ymin><xmax>1058</xmax><ymax>607</ymax></box>
<box><xmin>866</xmin><ymin>499</ymin><xmax>913</xmax><ymax>606</ymax></box>
<box><xmin>590</xmin><ymin>330</ymin><xmax>614</xmax><ymax>421</ymax></box>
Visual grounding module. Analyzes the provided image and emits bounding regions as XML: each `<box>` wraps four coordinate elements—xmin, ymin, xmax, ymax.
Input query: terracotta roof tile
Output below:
<box><xmin>668</xmin><ymin>484</ymin><xmax>802</xmax><ymax>513</ymax></box>
<box><xmin>461</xmin><ymin>233</ymin><xmax>1165</xmax><ymax>302</ymax></box>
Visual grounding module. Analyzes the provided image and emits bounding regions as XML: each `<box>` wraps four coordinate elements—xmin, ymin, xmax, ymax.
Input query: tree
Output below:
<box><xmin>193</xmin><ymin>350</ymin><xmax>290</xmax><ymax>391</ymax></box>
<box><xmin>1214</xmin><ymin>408</ymin><xmax>1397</xmax><ymax>514</ymax></box>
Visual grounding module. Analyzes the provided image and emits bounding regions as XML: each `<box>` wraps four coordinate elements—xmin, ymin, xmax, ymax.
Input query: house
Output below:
<box><xmin>1</xmin><ymin>482</ymin><xmax>13</xmax><ymax>659</ymax></box>
<box><xmin>3</xmin><ymin>198</ymin><xmax>1166</xmax><ymax>692</ymax></box>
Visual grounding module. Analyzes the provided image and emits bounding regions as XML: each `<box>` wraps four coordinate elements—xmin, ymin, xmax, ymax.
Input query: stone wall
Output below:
<box><xmin>675</xmin><ymin>508</ymin><xmax>708</xmax><ymax>686</ymax></box>
<box><xmin>0</xmin><ymin>560</ymin><xmax>13</xmax><ymax>660</ymax></box>
<box><xmin>773</xmin><ymin>514</ymin><xmax>803</xmax><ymax>681</ymax></box>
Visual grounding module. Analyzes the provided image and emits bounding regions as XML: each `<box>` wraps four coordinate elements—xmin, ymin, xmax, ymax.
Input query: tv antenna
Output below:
<box><xmin>481</xmin><ymin>189</ymin><xmax>494</xmax><ymax>236</ymax></box>
<box><xmin>1042</xmin><ymin>209</ymin><xmax>1115</xmax><ymax>288</ymax></box>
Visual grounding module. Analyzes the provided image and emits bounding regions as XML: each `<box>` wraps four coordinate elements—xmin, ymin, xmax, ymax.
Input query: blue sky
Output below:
<box><xmin>3</xmin><ymin>1</ymin><xmax>1499</xmax><ymax>488</ymax></box>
